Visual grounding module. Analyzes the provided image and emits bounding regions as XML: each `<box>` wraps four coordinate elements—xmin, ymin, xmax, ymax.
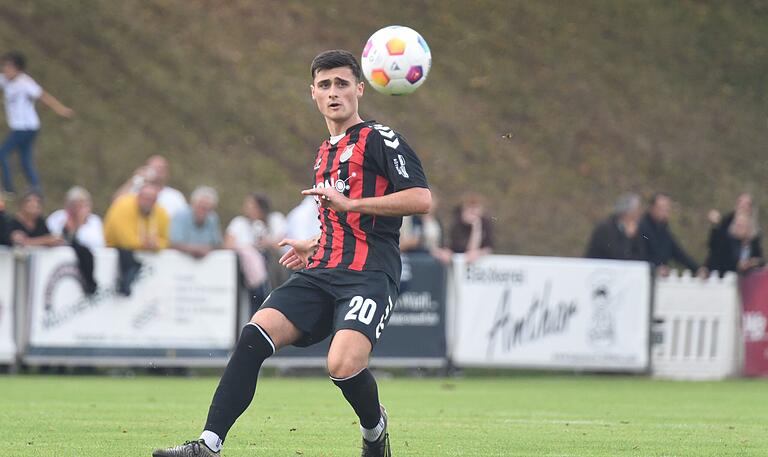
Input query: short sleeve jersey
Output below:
<box><xmin>306</xmin><ymin>120</ymin><xmax>429</xmax><ymax>283</ymax></box>
<box><xmin>0</xmin><ymin>73</ymin><xmax>43</xmax><ymax>130</ymax></box>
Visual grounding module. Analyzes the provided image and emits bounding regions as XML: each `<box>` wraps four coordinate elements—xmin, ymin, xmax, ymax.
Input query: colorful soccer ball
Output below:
<box><xmin>361</xmin><ymin>26</ymin><xmax>432</xmax><ymax>95</ymax></box>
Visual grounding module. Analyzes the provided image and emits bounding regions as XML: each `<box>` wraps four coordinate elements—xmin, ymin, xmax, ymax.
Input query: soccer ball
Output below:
<box><xmin>361</xmin><ymin>26</ymin><xmax>432</xmax><ymax>95</ymax></box>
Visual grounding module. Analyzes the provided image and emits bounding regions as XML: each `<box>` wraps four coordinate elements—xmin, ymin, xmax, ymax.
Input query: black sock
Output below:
<box><xmin>204</xmin><ymin>323</ymin><xmax>275</xmax><ymax>440</ymax></box>
<box><xmin>332</xmin><ymin>368</ymin><xmax>382</xmax><ymax>429</ymax></box>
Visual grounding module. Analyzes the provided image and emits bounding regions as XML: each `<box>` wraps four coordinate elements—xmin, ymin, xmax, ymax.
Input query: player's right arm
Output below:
<box><xmin>303</xmin><ymin>185</ymin><xmax>431</xmax><ymax>217</ymax></box>
<box><xmin>278</xmin><ymin>233</ymin><xmax>321</xmax><ymax>270</ymax></box>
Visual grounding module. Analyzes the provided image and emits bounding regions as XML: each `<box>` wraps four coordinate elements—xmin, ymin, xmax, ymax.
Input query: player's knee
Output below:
<box><xmin>249</xmin><ymin>308</ymin><xmax>300</xmax><ymax>349</ymax></box>
<box><xmin>327</xmin><ymin>353</ymin><xmax>367</xmax><ymax>379</ymax></box>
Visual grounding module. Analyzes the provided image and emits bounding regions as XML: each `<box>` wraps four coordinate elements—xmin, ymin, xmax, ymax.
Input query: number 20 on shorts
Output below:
<box><xmin>344</xmin><ymin>296</ymin><xmax>377</xmax><ymax>325</ymax></box>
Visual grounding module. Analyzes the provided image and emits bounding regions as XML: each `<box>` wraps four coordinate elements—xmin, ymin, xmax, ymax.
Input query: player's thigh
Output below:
<box><xmin>250</xmin><ymin>307</ymin><xmax>302</xmax><ymax>350</ymax></box>
<box><xmin>327</xmin><ymin>272</ymin><xmax>398</xmax><ymax>378</ymax></box>
<box><xmin>327</xmin><ymin>329</ymin><xmax>372</xmax><ymax>379</ymax></box>
<box><xmin>334</xmin><ymin>273</ymin><xmax>398</xmax><ymax>347</ymax></box>
<box><xmin>256</xmin><ymin>271</ymin><xmax>337</xmax><ymax>348</ymax></box>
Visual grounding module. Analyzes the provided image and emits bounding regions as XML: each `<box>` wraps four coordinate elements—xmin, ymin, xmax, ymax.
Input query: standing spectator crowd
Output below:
<box><xmin>0</xmin><ymin>153</ymin><xmax>307</xmax><ymax>300</ymax></box>
<box><xmin>586</xmin><ymin>191</ymin><xmax>764</xmax><ymax>277</ymax></box>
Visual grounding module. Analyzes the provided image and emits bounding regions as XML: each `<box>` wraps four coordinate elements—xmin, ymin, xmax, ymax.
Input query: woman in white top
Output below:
<box><xmin>225</xmin><ymin>194</ymin><xmax>287</xmax><ymax>311</ymax></box>
<box><xmin>225</xmin><ymin>193</ymin><xmax>286</xmax><ymax>250</ymax></box>
<box><xmin>0</xmin><ymin>52</ymin><xmax>74</xmax><ymax>194</ymax></box>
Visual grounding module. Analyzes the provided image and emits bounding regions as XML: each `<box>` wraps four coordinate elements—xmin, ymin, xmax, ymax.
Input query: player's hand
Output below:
<box><xmin>278</xmin><ymin>238</ymin><xmax>317</xmax><ymax>270</ymax></box>
<box><xmin>301</xmin><ymin>187</ymin><xmax>354</xmax><ymax>213</ymax></box>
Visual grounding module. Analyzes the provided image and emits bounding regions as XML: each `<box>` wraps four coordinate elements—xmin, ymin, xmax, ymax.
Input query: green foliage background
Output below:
<box><xmin>1</xmin><ymin>1</ymin><xmax>766</xmax><ymax>258</ymax></box>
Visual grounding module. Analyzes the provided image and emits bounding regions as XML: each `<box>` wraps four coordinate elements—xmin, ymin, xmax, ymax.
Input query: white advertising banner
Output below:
<box><xmin>26</xmin><ymin>247</ymin><xmax>237</xmax><ymax>361</ymax></box>
<box><xmin>0</xmin><ymin>248</ymin><xmax>15</xmax><ymax>363</ymax></box>
<box><xmin>450</xmin><ymin>255</ymin><xmax>651</xmax><ymax>371</ymax></box>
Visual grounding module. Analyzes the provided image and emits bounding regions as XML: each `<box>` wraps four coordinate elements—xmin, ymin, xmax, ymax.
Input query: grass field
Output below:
<box><xmin>2</xmin><ymin>374</ymin><xmax>767</xmax><ymax>457</ymax></box>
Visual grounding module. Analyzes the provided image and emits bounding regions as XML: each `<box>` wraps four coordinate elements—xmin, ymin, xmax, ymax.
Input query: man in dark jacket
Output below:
<box><xmin>586</xmin><ymin>193</ymin><xmax>647</xmax><ymax>261</ymax></box>
<box><xmin>639</xmin><ymin>193</ymin><xmax>705</xmax><ymax>276</ymax></box>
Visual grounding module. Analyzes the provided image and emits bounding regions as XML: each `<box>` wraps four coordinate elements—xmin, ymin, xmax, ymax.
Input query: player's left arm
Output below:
<box><xmin>303</xmin><ymin>186</ymin><xmax>430</xmax><ymax>217</ymax></box>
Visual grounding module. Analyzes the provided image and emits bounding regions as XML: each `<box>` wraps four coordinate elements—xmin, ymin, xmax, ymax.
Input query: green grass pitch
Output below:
<box><xmin>2</xmin><ymin>374</ymin><xmax>767</xmax><ymax>456</ymax></box>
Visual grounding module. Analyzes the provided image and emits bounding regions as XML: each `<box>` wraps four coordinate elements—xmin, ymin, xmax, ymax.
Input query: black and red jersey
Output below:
<box><xmin>306</xmin><ymin>120</ymin><xmax>429</xmax><ymax>284</ymax></box>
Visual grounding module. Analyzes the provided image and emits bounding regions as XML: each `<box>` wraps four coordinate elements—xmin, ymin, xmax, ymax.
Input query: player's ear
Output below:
<box><xmin>310</xmin><ymin>84</ymin><xmax>316</xmax><ymax>100</ymax></box>
<box><xmin>357</xmin><ymin>80</ymin><xmax>364</xmax><ymax>98</ymax></box>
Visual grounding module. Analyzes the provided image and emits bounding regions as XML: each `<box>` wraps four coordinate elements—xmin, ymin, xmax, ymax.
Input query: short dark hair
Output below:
<box><xmin>310</xmin><ymin>50</ymin><xmax>362</xmax><ymax>82</ymax></box>
<box><xmin>2</xmin><ymin>51</ymin><xmax>26</xmax><ymax>71</ymax></box>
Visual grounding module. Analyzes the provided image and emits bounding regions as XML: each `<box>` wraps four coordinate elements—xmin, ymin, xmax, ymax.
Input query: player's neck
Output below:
<box><xmin>325</xmin><ymin>114</ymin><xmax>364</xmax><ymax>137</ymax></box>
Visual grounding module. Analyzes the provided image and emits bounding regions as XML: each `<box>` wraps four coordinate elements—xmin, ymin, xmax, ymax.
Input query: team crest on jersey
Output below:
<box><xmin>339</xmin><ymin>144</ymin><xmax>354</xmax><ymax>163</ymax></box>
<box><xmin>315</xmin><ymin>170</ymin><xmax>358</xmax><ymax>197</ymax></box>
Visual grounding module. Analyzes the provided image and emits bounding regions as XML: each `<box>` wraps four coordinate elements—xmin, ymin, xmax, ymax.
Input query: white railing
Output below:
<box><xmin>651</xmin><ymin>270</ymin><xmax>741</xmax><ymax>380</ymax></box>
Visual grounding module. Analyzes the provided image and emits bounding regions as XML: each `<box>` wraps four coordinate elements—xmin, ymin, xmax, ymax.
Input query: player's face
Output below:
<box><xmin>311</xmin><ymin>67</ymin><xmax>364</xmax><ymax>124</ymax></box>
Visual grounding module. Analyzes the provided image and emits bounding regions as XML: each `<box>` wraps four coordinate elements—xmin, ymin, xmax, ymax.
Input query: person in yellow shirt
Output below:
<box><xmin>104</xmin><ymin>182</ymin><xmax>170</xmax><ymax>250</ymax></box>
<box><xmin>104</xmin><ymin>182</ymin><xmax>169</xmax><ymax>295</ymax></box>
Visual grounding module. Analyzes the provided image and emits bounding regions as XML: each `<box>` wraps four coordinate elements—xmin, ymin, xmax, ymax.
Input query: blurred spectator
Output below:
<box><xmin>639</xmin><ymin>193</ymin><xmax>705</xmax><ymax>277</ymax></box>
<box><xmin>0</xmin><ymin>52</ymin><xmax>74</xmax><ymax>195</ymax></box>
<box><xmin>9</xmin><ymin>191</ymin><xmax>63</xmax><ymax>247</ymax></box>
<box><xmin>226</xmin><ymin>193</ymin><xmax>287</xmax><ymax>252</ymax></box>
<box><xmin>401</xmin><ymin>193</ymin><xmax>452</xmax><ymax>264</ymax></box>
<box><xmin>0</xmin><ymin>52</ymin><xmax>74</xmax><ymax>194</ymax></box>
<box><xmin>707</xmin><ymin>193</ymin><xmax>756</xmax><ymax>266</ymax></box>
<box><xmin>113</xmin><ymin>155</ymin><xmax>187</xmax><ymax>217</ymax></box>
<box><xmin>104</xmin><ymin>182</ymin><xmax>169</xmax><ymax>296</ymax></box>
<box><xmin>170</xmin><ymin>186</ymin><xmax>222</xmax><ymax>258</ymax></box>
<box><xmin>104</xmin><ymin>182</ymin><xmax>169</xmax><ymax>251</ymax></box>
<box><xmin>285</xmin><ymin>195</ymin><xmax>320</xmax><ymax>242</ymax></box>
<box><xmin>708</xmin><ymin>193</ymin><xmax>754</xmax><ymax>229</ymax></box>
<box><xmin>0</xmin><ymin>192</ymin><xmax>10</xmax><ymax>246</ymax></box>
<box><xmin>706</xmin><ymin>195</ymin><xmax>763</xmax><ymax>276</ymax></box>
<box><xmin>47</xmin><ymin>186</ymin><xmax>105</xmax><ymax>250</ymax></box>
<box><xmin>47</xmin><ymin>186</ymin><xmax>103</xmax><ymax>294</ymax></box>
<box><xmin>225</xmin><ymin>194</ymin><xmax>285</xmax><ymax>310</ymax></box>
<box><xmin>585</xmin><ymin>193</ymin><xmax>646</xmax><ymax>260</ymax></box>
<box><xmin>449</xmin><ymin>192</ymin><xmax>494</xmax><ymax>263</ymax></box>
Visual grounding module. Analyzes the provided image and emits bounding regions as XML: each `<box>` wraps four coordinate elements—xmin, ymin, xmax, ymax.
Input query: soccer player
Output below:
<box><xmin>153</xmin><ymin>50</ymin><xmax>431</xmax><ymax>457</ymax></box>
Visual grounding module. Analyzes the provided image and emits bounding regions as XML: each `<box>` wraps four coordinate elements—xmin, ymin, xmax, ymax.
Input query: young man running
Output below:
<box><xmin>153</xmin><ymin>49</ymin><xmax>431</xmax><ymax>457</ymax></box>
<box><xmin>0</xmin><ymin>51</ymin><xmax>74</xmax><ymax>194</ymax></box>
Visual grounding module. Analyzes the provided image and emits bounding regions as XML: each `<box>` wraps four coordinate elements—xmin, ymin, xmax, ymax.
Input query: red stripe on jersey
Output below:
<box><xmin>375</xmin><ymin>175</ymin><xmax>389</xmax><ymax>196</ymax></box>
<box><xmin>348</xmin><ymin>127</ymin><xmax>373</xmax><ymax>270</ymax></box>
<box><xmin>308</xmin><ymin>142</ymin><xmax>330</xmax><ymax>268</ymax></box>
<box><xmin>369</xmin><ymin>175</ymin><xmax>390</xmax><ymax>230</ymax></box>
<box><xmin>326</xmin><ymin>136</ymin><xmax>352</xmax><ymax>268</ymax></box>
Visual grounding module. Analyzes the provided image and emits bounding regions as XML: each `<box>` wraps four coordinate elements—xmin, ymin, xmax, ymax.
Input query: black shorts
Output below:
<box><xmin>259</xmin><ymin>268</ymin><xmax>399</xmax><ymax>348</ymax></box>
